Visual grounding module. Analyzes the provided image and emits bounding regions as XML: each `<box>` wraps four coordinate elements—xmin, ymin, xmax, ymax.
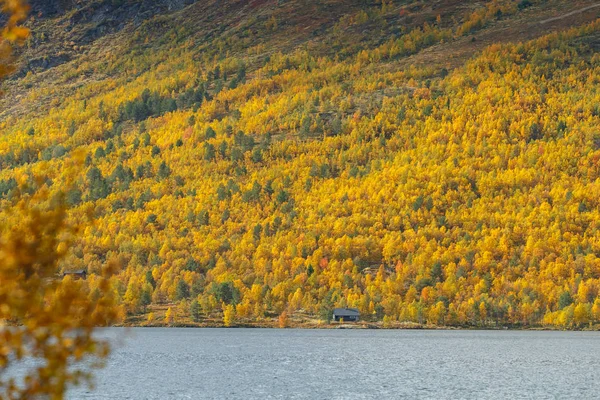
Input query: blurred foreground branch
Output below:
<box><xmin>0</xmin><ymin>2</ymin><xmax>121</xmax><ymax>399</ymax></box>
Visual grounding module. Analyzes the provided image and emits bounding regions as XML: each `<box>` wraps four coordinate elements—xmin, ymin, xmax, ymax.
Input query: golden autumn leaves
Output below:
<box><xmin>0</xmin><ymin>191</ymin><xmax>119</xmax><ymax>399</ymax></box>
<box><xmin>0</xmin><ymin>0</ymin><xmax>29</xmax><ymax>41</ymax></box>
<box><xmin>0</xmin><ymin>3</ymin><xmax>120</xmax><ymax>399</ymax></box>
<box><xmin>0</xmin><ymin>158</ymin><xmax>122</xmax><ymax>399</ymax></box>
<box><xmin>0</xmin><ymin>0</ymin><xmax>599</xmax><ymax>353</ymax></box>
<box><xmin>3</xmin><ymin>6</ymin><xmax>599</xmax><ymax>333</ymax></box>
<box><xmin>0</xmin><ymin>0</ymin><xmax>29</xmax><ymax>80</ymax></box>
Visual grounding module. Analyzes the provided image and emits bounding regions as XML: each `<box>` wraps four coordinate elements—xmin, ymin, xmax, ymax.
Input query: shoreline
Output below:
<box><xmin>117</xmin><ymin>320</ymin><xmax>600</xmax><ymax>331</ymax></box>
<box><xmin>115</xmin><ymin>305</ymin><xmax>600</xmax><ymax>331</ymax></box>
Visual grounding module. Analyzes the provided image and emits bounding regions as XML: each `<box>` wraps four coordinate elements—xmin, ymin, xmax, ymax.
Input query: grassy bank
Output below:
<box><xmin>121</xmin><ymin>304</ymin><xmax>600</xmax><ymax>330</ymax></box>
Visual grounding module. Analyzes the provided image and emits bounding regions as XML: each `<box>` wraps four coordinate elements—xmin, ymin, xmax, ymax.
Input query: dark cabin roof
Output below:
<box><xmin>63</xmin><ymin>270</ymin><xmax>86</xmax><ymax>275</ymax></box>
<box><xmin>333</xmin><ymin>307</ymin><xmax>360</xmax><ymax>316</ymax></box>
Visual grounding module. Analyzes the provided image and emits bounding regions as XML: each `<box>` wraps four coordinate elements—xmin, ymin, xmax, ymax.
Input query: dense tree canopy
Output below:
<box><xmin>1</xmin><ymin>0</ymin><xmax>600</xmax><ymax>330</ymax></box>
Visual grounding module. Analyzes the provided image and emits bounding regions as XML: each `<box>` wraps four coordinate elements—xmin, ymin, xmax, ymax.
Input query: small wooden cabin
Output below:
<box><xmin>333</xmin><ymin>307</ymin><xmax>360</xmax><ymax>322</ymax></box>
<box><xmin>62</xmin><ymin>270</ymin><xmax>87</xmax><ymax>280</ymax></box>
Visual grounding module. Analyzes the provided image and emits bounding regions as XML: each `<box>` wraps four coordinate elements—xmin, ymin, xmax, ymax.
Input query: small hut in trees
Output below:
<box><xmin>62</xmin><ymin>270</ymin><xmax>87</xmax><ymax>280</ymax></box>
<box><xmin>333</xmin><ymin>308</ymin><xmax>360</xmax><ymax>322</ymax></box>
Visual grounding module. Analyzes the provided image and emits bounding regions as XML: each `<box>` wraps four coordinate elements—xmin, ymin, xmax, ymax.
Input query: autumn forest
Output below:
<box><xmin>2</xmin><ymin>0</ymin><xmax>600</xmax><ymax>329</ymax></box>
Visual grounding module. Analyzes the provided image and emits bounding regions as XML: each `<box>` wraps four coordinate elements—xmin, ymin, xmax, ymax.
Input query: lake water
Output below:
<box><xmin>67</xmin><ymin>328</ymin><xmax>599</xmax><ymax>399</ymax></box>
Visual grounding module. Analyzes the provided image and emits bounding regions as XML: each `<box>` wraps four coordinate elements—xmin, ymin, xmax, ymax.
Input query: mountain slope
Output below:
<box><xmin>1</xmin><ymin>0</ymin><xmax>600</xmax><ymax>328</ymax></box>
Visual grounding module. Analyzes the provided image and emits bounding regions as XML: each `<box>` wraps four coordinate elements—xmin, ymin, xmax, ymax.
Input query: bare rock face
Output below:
<box><xmin>18</xmin><ymin>0</ymin><xmax>198</xmax><ymax>75</ymax></box>
<box><xmin>65</xmin><ymin>0</ymin><xmax>197</xmax><ymax>44</ymax></box>
<box><xmin>29</xmin><ymin>0</ymin><xmax>78</xmax><ymax>16</ymax></box>
<box><xmin>29</xmin><ymin>0</ymin><xmax>196</xmax><ymax>18</ymax></box>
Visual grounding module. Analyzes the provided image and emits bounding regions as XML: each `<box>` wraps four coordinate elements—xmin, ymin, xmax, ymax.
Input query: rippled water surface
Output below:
<box><xmin>68</xmin><ymin>328</ymin><xmax>599</xmax><ymax>399</ymax></box>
